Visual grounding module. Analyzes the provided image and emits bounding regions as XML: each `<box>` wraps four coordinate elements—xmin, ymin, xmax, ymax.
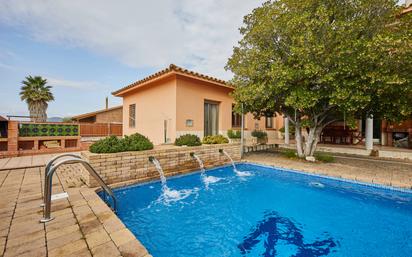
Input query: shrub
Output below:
<box><xmin>279</xmin><ymin>123</ymin><xmax>296</xmax><ymax>135</ymax></box>
<box><xmin>314</xmin><ymin>152</ymin><xmax>335</xmax><ymax>163</ymax></box>
<box><xmin>122</xmin><ymin>133</ymin><xmax>154</xmax><ymax>151</ymax></box>
<box><xmin>89</xmin><ymin>133</ymin><xmax>153</xmax><ymax>153</ymax></box>
<box><xmin>202</xmin><ymin>135</ymin><xmax>229</xmax><ymax>144</ymax></box>
<box><xmin>227</xmin><ymin>129</ymin><xmax>241</xmax><ymax>139</ymax></box>
<box><xmin>175</xmin><ymin>134</ymin><xmax>202</xmax><ymax>146</ymax></box>
<box><xmin>89</xmin><ymin>136</ymin><xmax>124</xmax><ymax>153</ymax></box>
<box><xmin>280</xmin><ymin>149</ymin><xmax>298</xmax><ymax>159</ymax></box>
<box><xmin>251</xmin><ymin>130</ymin><xmax>267</xmax><ymax>139</ymax></box>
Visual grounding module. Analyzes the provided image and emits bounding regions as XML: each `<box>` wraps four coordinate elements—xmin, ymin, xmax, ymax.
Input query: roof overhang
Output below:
<box><xmin>72</xmin><ymin>105</ymin><xmax>122</xmax><ymax>120</ymax></box>
<box><xmin>112</xmin><ymin>64</ymin><xmax>235</xmax><ymax>97</ymax></box>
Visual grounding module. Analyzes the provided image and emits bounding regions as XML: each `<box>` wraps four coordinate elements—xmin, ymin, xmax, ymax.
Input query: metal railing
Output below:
<box><xmin>40</xmin><ymin>154</ymin><xmax>117</xmax><ymax>223</ymax></box>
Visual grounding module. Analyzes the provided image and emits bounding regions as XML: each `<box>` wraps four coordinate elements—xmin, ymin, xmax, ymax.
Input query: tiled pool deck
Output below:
<box><xmin>0</xmin><ymin>152</ymin><xmax>411</xmax><ymax>257</ymax></box>
<box><xmin>0</xmin><ymin>166</ymin><xmax>151</xmax><ymax>257</ymax></box>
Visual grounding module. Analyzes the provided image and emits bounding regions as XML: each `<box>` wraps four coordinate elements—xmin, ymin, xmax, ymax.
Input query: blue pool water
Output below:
<box><xmin>105</xmin><ymin>163</ymin><xmax>412</xmax><ymax>257</ymax></box>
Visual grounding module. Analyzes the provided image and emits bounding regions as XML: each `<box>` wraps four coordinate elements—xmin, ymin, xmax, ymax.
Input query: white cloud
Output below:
<box><xmin>47</xmin><ymin>77</ymin><xmax>109</xmax><ymax>90</ymax></box>
<box><xmin>0</xmin><ymin>0</ymin><xmax>263</xmax><ymax>80</ymax></box>
<box><xmin>0</xmin><ymin>61</ymin><xmax>14</xmax><ymax>70</ymax></box>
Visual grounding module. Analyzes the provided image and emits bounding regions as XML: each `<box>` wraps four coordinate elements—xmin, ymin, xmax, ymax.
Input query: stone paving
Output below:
<box><xmin>0</xmin><ymin>166</ymin><xmax>151</xmax><ymax>257</ymax></box>
<box><xmin>0</xmin><ymin>150</ymin><xmax>411</xmax><ymax>257</ymax></box>
<box><xmin>244</xmin><ymin>151</ymin><xmax>412</xmax><ymax>189</ymax></box>
<box><xmin>0</xmin><ymin>153</ymin><xmax>61</xmax><ymax>170</ymax></box>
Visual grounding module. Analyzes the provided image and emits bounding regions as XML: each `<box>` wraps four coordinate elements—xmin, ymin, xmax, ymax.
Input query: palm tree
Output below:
<box><xmin>20</xmin><ymin>76</ymin><xmax>54</xmax><ymax>122</ymax></box>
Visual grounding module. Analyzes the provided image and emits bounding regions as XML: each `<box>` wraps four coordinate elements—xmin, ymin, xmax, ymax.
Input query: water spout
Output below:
<box><xmin>191</xmin><ymin>153</ymin><xmax>205</xmax><ymax>173</ymax></box>
<box><xmin>149</xmin><ymin>156</ymin><xmax>167</xmax><ymax>190</ymax></box>
<box><xmin>149</xmin><ymin>156</ymin><xmax>197</xmax><ymax>203</ymax></box>
<box><xmin>220</xmin><ymin>150</ymin><xmax>251</xmax><ymax>177</ymax></box>
<box><xmin>191</xmin><ymin>153</ymin><xmax>221</xmax><ymax>187</ymax></box>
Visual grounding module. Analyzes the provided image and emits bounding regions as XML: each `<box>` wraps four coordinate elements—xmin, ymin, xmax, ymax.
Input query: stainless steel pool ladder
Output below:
<box><xmin>40</xmin><ymin>153</ymin><xmax>117</xmax><ymax>223</ymax></box>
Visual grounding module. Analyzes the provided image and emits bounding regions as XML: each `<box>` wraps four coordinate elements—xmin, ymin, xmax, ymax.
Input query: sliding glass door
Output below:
<box><xmin>204</xmin><ymin>101</ymin><xmax>219</xmax><ymax>136</ymax></box>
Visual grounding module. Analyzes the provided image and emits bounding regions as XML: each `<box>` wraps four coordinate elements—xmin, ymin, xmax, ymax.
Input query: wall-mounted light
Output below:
<box><xmin>186</xmin><ymin>119</ymin><xmax>193</xmax><ymax>127</ymax></box>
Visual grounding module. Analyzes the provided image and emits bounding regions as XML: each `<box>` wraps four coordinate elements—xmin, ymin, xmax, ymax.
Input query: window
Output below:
<box><xmin>232</xmin><ymin>106</ymin><xmax>242</xmax><ymax>127</ymax></box>
<box><xmin>129</xmin><ymin>104</ymin><xmax>136</xmax><ymax>128</ymax></box>
<box><xmin>204</xmin><ymin>101</ymin><xmax>219</xmax><ymax>136</ymax></box>
<box><xmin>265</xmin><ymin>116</ymin><xmax>273</xmax><ymax>129</ymax></box>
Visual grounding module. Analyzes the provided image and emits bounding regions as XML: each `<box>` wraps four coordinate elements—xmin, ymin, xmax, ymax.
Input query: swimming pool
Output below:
<box><xmin>105</xmin><ymin>163</ymin><xmax>412</xmax><ymax>257</ymax></box>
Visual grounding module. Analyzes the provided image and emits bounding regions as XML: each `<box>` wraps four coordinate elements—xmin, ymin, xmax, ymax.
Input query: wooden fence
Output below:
<box><xmin>79</xmin><ymin>123</ymin><xmax>122</xmax><ymax>137</ymax></box>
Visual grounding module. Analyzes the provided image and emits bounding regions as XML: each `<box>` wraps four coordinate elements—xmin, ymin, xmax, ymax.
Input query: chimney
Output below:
<box><xmin>105</xmin><ymin>97</ymin><xmax>108</xmax><ymax>109</ymax></box>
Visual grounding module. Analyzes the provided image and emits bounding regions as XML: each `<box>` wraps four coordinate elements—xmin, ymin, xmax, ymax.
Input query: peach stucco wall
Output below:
<box><xmin>122</xmin><ymin>76</ymin><xmax>177</xmax><ymax>145</ymax></box>
<box><xmin>120</xmin><ymin>73</ymin><xmax>284</xmax><ymax>145</ymax></box>
<box><xmin>244</xmin><ymin>113</ymin><xmax>284</xmax><ymax>131</ymax></box>
<box><xmin>175</xmin><ymin>75</ymin><xmax>234</xmax><ymax>138</ymax></box>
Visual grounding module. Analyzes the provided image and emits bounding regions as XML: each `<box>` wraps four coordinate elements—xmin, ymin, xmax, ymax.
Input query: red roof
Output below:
<box><xmin>112</xmin><ymin>64</ymin><xmax>234</xmax><ymax>96</ymax></box>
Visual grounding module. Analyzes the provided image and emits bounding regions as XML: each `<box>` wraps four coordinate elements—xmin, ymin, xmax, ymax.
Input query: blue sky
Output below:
<box><xmin>0</xmin><ymin>0</ymin><xmax>406</xmax><ymax>118</ymax></box>
<box><xmin>0</xmin><ymin>0</ymin><xmax>262</xmax><ymax>118</ymax></box>
<box><xmin>0</xmin><ymin>24</ymin><xmax>146</xmax><ymax>117</ymax></box>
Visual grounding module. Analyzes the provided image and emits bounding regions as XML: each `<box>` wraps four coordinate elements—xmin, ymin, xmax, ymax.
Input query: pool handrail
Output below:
<box><xmin>41</xmin><ymin>153</ymin><xmax>82</xmax><ymax>206</ymax></box>
<box><xmin>40</xmin><ymin>157</ymin><xmax>117</xmax><ymax>223</ymax></box>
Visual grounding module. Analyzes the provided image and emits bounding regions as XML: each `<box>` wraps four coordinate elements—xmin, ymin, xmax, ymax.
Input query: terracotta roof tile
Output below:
<box><xmin>112</xmin><ymin>64</ymin><xmax>234</xmax><ymax>96</ymax></box>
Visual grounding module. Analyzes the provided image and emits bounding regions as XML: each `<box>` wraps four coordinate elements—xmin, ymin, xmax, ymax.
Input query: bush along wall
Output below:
<box><xmin>202</xmin><ymin>135</ymin><xmax>229</xmax><ymax>144</ymax></box>
<box><xmin>227</xmin><ymin>129</ymin><xmax>241</xmax><ymax>139</ymax></box>
<box><xmin>175</xmin><ymin>134</ymin><xmax>202</xmax><ymax>146</ymax></box>
<box><xmin>251</xmin><ymin>130</ymin><xmax>267</xmax><ymax>139</ymax></box>
<box><xmin>89</xmin><ymin>133</ymin><xmax>154</xmax><ymax>153</ymax></box>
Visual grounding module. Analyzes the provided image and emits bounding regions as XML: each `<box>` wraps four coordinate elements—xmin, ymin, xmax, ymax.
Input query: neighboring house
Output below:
<box><xmin>72</xmin><ymin>105</ymin><xmax>123</xmax><ymax>138</ymax></box>
<box><xmin>72</xmin><ymin>106</ymin><xmax>123</xmax><ymax>124</ymax></box>
<box><xmin>112</xmin><ymin>64</ymin><xmax>283</xmax><ymax>145</ymax></box>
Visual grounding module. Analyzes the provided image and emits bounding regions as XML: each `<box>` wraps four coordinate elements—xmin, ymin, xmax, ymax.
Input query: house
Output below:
<box><xmin>112</xmin><ymin>64</ymin><xmax>283</xmax><ymax>145</ymax></box>
<box><xmin>72</xmin><ymin>105</ymin><xmax>123</xmax><ymax>124</ymax></box>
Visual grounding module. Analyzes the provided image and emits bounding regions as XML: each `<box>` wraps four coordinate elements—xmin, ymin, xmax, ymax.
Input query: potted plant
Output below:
<box><xmin>251</xmin><ymin>130</ymin><xmax>268</xmax><ymax>145</ymax></box>
<box><xmin>227</xmin><ymin>129</ymin><xmax>241</xmax><ymax>143</ymax></box>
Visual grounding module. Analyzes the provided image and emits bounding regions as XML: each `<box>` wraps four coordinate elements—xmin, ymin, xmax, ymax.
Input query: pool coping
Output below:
<box><xmin>107</xmin><ymin>161</ymin><xmax>412</xmax><ymax>195</ymax></box>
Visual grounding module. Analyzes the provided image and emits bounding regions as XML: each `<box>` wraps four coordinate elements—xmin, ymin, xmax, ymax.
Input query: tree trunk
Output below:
<box><xmin>303</xmin><ymin>126</ymin><xmax>315</xmax><ymax>157</ymax></box>
<box><xmin>29</xmin><ymin>101</ymin><xmax>47</xmax><ymax>122</ymax></box>
<box><xmin>303</xmin><ymin>125</ymin><xmax>323</xmax><ymax>157</ymax></box>
<box><xmin>294</xmin><ymin>120</ymin><xmax>304</xmax><ymax>157</ymax></box>
<box><xmin>309</xmin><ymin>127</ymin><xmax>322</xmax><ymax>157</ymax></box>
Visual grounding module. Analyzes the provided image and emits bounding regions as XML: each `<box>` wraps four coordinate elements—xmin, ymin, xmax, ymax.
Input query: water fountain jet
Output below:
<box><xmin>220</xmin><ymin>149</ymin><xmax>251</xmax><ymax>177</ymax></box>
<box><xmin>191</xmin><ymin>153</ymin><xmax>220</xmax><ymax>186</ymax></box>
<box><xmin>149</xmin><ymin>156</ymin><xmax>197</xmax><ymax>203</ymax></box>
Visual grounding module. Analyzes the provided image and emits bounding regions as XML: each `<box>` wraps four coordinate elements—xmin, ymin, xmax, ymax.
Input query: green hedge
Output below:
<box><xmin>202</xmin><ymin>135</ymin><xmax>229</xmax><ymax>144</ymax></box>
<box><xmin>227</xmin><ymin>129</ymin><xmax>241</xmax><ymax>139</ymax></box>
<box><xmin>251</xmin><ymin>130</ymin><xmax>267</xmax><ymax>139</ymax></box>
<box><xmin>175</xmin><ymin>134</ymin><xmax>202</xmax><ymax>146</ymax></box>
<box><xmin>19</xmin><ymin>123</ymin><xmax>79</xmax><ymax>137</ymax></box>
<box><xmin>89</xmin><ymin>133</ymin><xmax>153</xmax><ymax>153</ymax></box>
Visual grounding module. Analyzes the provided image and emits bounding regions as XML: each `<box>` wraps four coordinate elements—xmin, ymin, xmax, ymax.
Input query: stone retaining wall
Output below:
<box><xmin>81</xmin><ymin>143</ymin><xmax>241</xmax><ymax>187</ymax></box>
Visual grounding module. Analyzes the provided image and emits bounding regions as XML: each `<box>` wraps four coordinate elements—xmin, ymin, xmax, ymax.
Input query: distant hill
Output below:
<box><xmin>47</xmin><ymin>117</ymin><xmax>63</xmax><ymax>122</ymax></box>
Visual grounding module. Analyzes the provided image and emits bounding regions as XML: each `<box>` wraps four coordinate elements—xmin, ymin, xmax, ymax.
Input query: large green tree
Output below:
<box><xmin>20</xmin><ymin>76</ymin><xmax>54</xmax><ymax>122</ymax></box>
<box><xmin>227</xmin><ymin>0</ymin><xmax>412</xmax><ymax>158</ymax></box>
